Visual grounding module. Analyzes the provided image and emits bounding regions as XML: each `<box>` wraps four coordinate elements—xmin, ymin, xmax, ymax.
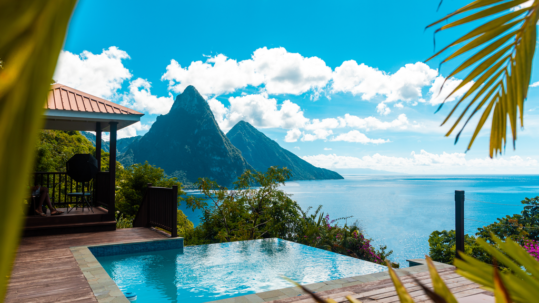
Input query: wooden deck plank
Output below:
<box><xmin>5</xmin><ymin>228</ymin><xmax>166</xmax><ymax>303</ymax></box>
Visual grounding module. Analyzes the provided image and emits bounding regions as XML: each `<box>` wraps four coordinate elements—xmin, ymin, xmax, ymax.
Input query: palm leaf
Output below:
<box><xmin>427</xmin><ymin>0</ymin><xmax>539</xmax><ymax>157</ymax></box>
<box><xmin>0</xmin><ymin>1</ymin><xmax>77</xmax><ymax>302</ymax></box>
<box><xmin>454</xmin><ymin>235</ymin><xmax>539</xmax><ymax>303</ymax></box>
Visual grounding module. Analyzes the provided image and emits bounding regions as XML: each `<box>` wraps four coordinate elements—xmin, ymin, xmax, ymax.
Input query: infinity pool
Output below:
<box><xmin>95</xmin><ymin>239</ymin><xmax>386</xmax><ymax>303</ymax></box>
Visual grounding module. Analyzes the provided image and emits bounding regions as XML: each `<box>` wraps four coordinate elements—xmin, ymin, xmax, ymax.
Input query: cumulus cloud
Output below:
<box><xmin>330</xmin><ymin>130</ymin><xmax>389</xmax><ymax>144</ymax></box>
<box><xmin>376</xmin><ymin>103</ymin><xmax>391</xmax><ymax>115</ymax></box>
<box><xmin>302</xmin><ymin>129</ymin><xmax>333</xmax><ymax>141</ymax></box>
<box><xmin>208</xmin><ymin>94</ymin><xmax>309</xmax><ymax>131</ymax></box>
<box><xmin>162</xmin><ymin>47</ymin><xmax>332</xmax><ymax>97</ymax></box>
<box><xmin>285</xmin><ymin>129</ymin><xmax>302</xmax><ymax>142</ymax></box>
<box><xmin>530</xmin><ymin>81</ymin><xmax>539</xmax><ymax>87</ymax></box>
<box><xmin>101</xmin><ymin>121</ymin><xmax>151</xmax><ymax>141</ymax></box>
<box><xmin>428</xmin><ymin>76</ymin><xmax>473</xmax><ymax>106</ymax></box>
<box><xmin>121</xmin><ymin>78</ymin><xmax>174</xmax><ymax>115</ymax></box>
<box><xmin>54</xmin><ymin>47</ymin><xmax>132</xmax><ymax>98</ymax></box>
<box><xmin>332</xmin><ymin>61</ymin><xmax>438</xmax><ymax>102</ymax></box>
<box><xmin>324</xmin><ymin>148</ymin><xmax>332</xmax><ymax>150</ymax></box>
<box><xmin>302</xmin><ymin>151</ymin><xmax>539</xmax><ymax>174</ymax></box>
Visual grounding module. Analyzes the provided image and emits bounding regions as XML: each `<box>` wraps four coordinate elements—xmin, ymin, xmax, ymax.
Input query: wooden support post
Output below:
<box><xmin>108</xmin><ymin>122</ymin><xmax>118</xmax><ymax>221</ymax></box>
<box><xmin>171</xmin><ymin>185</ymin><xmax>178</xmax><ymax>238</ymax></box>
<box><xmin>96</xmin><ymin>122</ymin><xmax>102</xmax><ymax>172</ymax></box>
<box><xmin>455</xmin><ymin>190</ymin><xmax>465</xmax><ymax>259</ymax></box>
<box><xmin>147</xmin><ymin>183</ymin><xmax>152</xmax><ymax>228</ymax></box>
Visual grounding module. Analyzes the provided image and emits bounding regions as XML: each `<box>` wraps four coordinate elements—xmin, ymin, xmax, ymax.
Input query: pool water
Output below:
<box><xmin>96</xmin><ymin>239</ymin><xmax>386</xmax><ymax>303</ymax></box>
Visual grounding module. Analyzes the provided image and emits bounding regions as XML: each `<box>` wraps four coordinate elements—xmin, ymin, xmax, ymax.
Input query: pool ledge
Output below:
<box><xmin>70</xmin><ymin>237</ymin><xmax>184</xmax><ymax>303</ymax></box>
<box><xmin>208</xmin><ymin>260</ymin><xmax>454</xmax><ymax>303</ymax></box>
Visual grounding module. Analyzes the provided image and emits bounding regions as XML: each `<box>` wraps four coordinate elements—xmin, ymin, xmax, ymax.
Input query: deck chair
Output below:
<box><xmin>67</xmin><ymin>180</ymin><xmax>94</xmax><ymax>213</ymax></box>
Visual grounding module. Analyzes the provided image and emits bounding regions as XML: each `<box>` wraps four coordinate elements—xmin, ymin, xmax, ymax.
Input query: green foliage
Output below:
<box><xmin>0</xmin><ymin>1</ymin><xmax>77</xmax><ymax>301</ymax></box>
<box><xmin>456</xmin><ymin>235</ymin><xmax>539</xmax><ymax>303</ymax></box>
<box><xmin>177</xmin><ymin>209</ymin><xmax>194</xmax><ymax>236</ymax></box>
<box><xmin>35</xmin><ymin>130</ymin><xmax>94</xmax><ymax>172</ymax></box>
<box><xmin>185</xmin><ymin>167</ymin><xmax>397</xmax><ymax>266</ymax></box>
<box><xmin>294</xmin><ymin>206</ymin><xmax>397</xmax><ymax>267</ymax></box>
<box><xmin>427</xmin><ymin>1</ymin><xmax>539</xmax><ymax>157</ymax></box>
<box><xmin>187</xmin><ymin>166</ymin><xmax>300</xmax><ymax>243</ymax></box>
<box><xmin>115</xmin><ymin>211</ymin><xmax>133</xmax><ymax>229</ymax></box>
<box><xmin>429</xmin><ymin>196</ymin><xmax>539</xmax><ymax>265</ymax></box>
<box><xmin>34</xmin><ymin>130</ymin><xmax>117</xmax><ymax>173</ymax></box>
<box><xmin>116</xmin><ymin>161</ymin><xmax>186</xmax><ymax>217</ymax></box>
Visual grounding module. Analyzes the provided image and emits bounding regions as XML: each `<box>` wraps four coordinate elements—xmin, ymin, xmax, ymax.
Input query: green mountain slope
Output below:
<box><xmin>119</xmin><ymin>86</ymin><xmax>253</xmax><ymax>186</ymax></box>
<box><xmin>226</xmin><ymin>121</ymin><xmax>343</xmax><ymax>180</ymax></box>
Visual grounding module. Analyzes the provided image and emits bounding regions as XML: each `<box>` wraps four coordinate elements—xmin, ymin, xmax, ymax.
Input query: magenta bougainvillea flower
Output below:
<box><xmin>524</xmin><ymin>240</ymin><xmax>539</xmax><ymax>261</ymax></box>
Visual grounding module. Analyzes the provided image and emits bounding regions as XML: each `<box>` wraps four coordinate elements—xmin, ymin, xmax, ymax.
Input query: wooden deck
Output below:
<box><xmin>265</xmin><ymin>267</ymin><xmax>494</xmax><ymax>303</ymax></box>
<box><xmin>5</xmin><ymin>228</ymin><xmax>166</xmax><ymax>303</ymax></box>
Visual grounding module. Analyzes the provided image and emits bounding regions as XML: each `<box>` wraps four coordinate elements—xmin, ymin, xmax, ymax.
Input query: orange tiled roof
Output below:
<box><xmin>47</xmin><ymin>83</ymin><xmax>143</xmax><ymax>115</ymax></box>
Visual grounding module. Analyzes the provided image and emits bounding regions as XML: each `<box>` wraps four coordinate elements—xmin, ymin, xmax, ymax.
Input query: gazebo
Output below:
<box><xmin>26</xmin><ymin>83</ymin><xmax>144</xmax><ymax>236</ymax></box>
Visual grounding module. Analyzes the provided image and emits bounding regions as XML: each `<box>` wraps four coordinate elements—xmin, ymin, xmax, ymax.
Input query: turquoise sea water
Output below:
<box><xmin>97</xmin><ymin>239</ymin><xmax>386</xmax><ymax>303</ymax></box>
<box><xmin>181</xmin><ymin>175</ymin><xmax>539</xmax><ymax>268</ymax></box>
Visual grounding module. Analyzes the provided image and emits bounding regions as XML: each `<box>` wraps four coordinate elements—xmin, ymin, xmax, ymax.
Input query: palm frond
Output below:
<box><xmin>427</xmin><ymin>0</ymin><xmax>539</xmax><ymax>157</ymax></box>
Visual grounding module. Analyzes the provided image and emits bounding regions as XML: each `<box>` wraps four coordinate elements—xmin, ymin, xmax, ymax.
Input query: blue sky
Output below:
<box><xmin>55</xmin><ymin>0</ymin><xmax>539</xmax><ymax>174</ymax></box>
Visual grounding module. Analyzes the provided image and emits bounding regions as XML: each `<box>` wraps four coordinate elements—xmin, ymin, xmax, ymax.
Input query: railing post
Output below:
<box><xmin>147</xmin><ymin>183</ymin><xmax>152</xmax><ymax>228</ymax></box>
<box><xmin>455</xmin><ymin>190</ymin><xmax>465</xmax><ymax>259</ymax></box>
<box><xmin>171</xmin><ymin>185</ymin><xmax>178</xmax><ymax>238</ymax></box>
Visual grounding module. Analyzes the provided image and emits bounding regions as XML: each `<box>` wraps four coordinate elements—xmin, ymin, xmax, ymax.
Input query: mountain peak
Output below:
<box><xmin>227</xmin><ymin>121</ymin><xmax>343</xmax><ymax>181</ymax></box>
<box><xmin>170</xmin><ymin>85</ymin><xmax>207</xmax><ymax>114</ymax></box>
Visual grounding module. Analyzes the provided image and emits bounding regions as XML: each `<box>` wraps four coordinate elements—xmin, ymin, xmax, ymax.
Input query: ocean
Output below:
<box><xmin>181</xmin><ymin>175</ymin><xmax>539</xmax><ymax>267</ymax></box>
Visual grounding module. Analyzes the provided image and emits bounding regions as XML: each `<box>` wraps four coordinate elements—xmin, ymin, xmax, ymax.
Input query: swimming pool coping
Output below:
<box><xmin>70</xmin><ymin>237</ymin><xmax>184</xmax><ymax>303</ymax></box>
<box><xmin>71</xmin><ymin>237</ymin><xmax>453</xmax><ymax>303</ymax></box>
<box><xmin>207</xmin><ymin>260</ymin><xmax>454</xmax><ymax>303</ymax></box>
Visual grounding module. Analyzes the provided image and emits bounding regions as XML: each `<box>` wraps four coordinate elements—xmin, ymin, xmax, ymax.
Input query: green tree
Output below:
<box><xmin>190</xmin><ymin>167</ymin><xmax>301</xmax><ymax>243</ymax></box>
<box><xmin>427</xmin><ymin>1</ymin><xmax>539</xmax><ymax>157</ymax></box>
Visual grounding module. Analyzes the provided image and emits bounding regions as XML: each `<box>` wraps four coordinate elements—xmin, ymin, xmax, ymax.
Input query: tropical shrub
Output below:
<box><xmin>429</xmin><ymin>196</ymin><xmax>539</xmax><ymax>265</ymax></box>
<box><xmin>116</xmin><ymin>161</ymin><xmax>186</xmax><ymax>217</ymax></box>
<box><xmin>185</xmin><ymin>167</ymin><xmax>301</xmax><ymax>244</ymax></box>
<box><xmin>523</xmin><ymin>240</ymin><xmax>539</xmax><ymax>261</ymax></box>
<box><xmin>295</xmin><ymin>207</ymin><xmax>397</xmax><ymax>267</ymax></box>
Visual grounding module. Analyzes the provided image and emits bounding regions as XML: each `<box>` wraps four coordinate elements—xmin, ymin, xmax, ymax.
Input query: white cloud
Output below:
<box><xmin>324</xmin><ymin>147</ymin><xmax>332</xmax><ymax>150</ymax></box>
<box><xmin>162</xmin><ymin>47</ymin><xmax>332</xmax><ymax>97</ymax></box>
<box><xmin>121</xmin><ymin>78</ymin><xmax>174</xmax><ymax>115</ymax></box>
<box><xmin>377</xmin><ymin>103</ymin><xmax>391</xmax><ymax>115</ymax></box>
<box><xmin>302</xmin><ymin>151</ymin><xmax>539</xmax><ymax>174</ymax></box>
<box><xmin>342</xmin><ymin>113</ymin><xmax>414</xmax><ymax>131</ymax></box>
<box><xmin>208</xmin><ymin>94</ymin><xmax>309</xmax><ymax>131</ymax></box>
<box><xmin>394</xmin><ymin>103</ymin><xmax>404</xmax><ymax>108</ymax></box>
<box><xmin>428</xmin><ymin>76</ymin><xmax>473</xmax><ymax>106</ymax></box>
<box><xmin>330</xmin><ymin>130</ymin><xmax>389</xmax><ymax>144</ymax></box>
<box><xmin>101</xmin><ymin>121</ymin><xmax>151</xmax><ymax>140</ymax></box>
<box><xmin>285</xmin><ymin>129</ymin><xmax>302</xmax><ymax>142</ymax></box>
<box><xmin>294</xmin><ymin>146</ymin><xmax>300</xmax><ymax>150</ymax></box>
<box><xmin>117</xmin><ymin>122</ymin><xmax>151</xmax><ymax>139</ymax></box>
<box><xmin>302</xmin><ymin>129</ymin><xmax>333</xmax><ymax>141</ymax></box>
<box><xmin>332</xmin><ymin>61</ymin><xmax>438</xmax><ymax>102</ymax></box>
<box><xmin>530</xmin><ymin>81</ymin><xmax>539</xmax><ymax>87</ymax></box>
<box><xmin>54</xmin><ymin>47</ymin><xmax>132</xmax><ymax>98</ymax></box>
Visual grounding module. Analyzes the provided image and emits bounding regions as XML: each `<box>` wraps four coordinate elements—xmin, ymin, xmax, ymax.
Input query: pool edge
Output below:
<box><xmin>70</xmin><ymin>237</ymin><xmax>184</xmax><ymax>303</ymax></box>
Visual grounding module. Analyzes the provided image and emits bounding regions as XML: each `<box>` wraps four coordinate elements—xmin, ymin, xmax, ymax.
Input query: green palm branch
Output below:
<box><xmin>0</xmin><ymin>1</ymin><xmax>76</xmax><ymax>302</ymax></box>
<box><xmin>427</xmin><ymin>0</ymin><xmax>539</xmax><ymax>157</ymax></box>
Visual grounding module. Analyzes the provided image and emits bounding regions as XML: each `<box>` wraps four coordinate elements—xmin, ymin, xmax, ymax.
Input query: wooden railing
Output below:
<box><xmin>32</xmin><ymin>172</ymin><xmax>111</xmax><ymax>209</ymax></box>
<box><xmin>133</xmin><ymin>183</ymin><xmax>178</xmax><ymax>237</ymax></box>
